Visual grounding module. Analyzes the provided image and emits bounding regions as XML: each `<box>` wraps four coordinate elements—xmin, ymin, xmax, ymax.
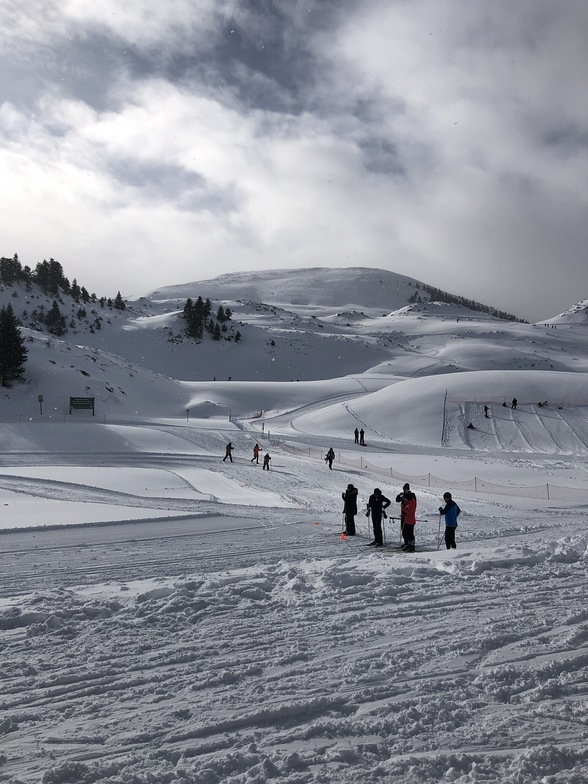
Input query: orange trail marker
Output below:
<box><xmin>340</xmin><ymin>532</ymin><xmax>345</xmax><ymax>540</ymax></box>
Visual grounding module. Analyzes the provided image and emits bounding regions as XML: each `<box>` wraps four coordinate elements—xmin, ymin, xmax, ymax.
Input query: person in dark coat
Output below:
<box><xmin>366</xmin><ymin>488</ymin><xmax>391</xmax><ymax>547</ymax></box>
<box><xmin>325</xmin><ymin>447</ymin><xmax>335</xmax><ymax>469</ymax></box>
<box><xmin>223</xmin><ymin>442</ymin><xmax>234</xmax><ymax>462</ymax></box>
<box><xmin>342</xmin><ymin>484</ymin><xmax>358</xmax><ymax>536</ymax></box>
<box><xmin>439</xmin><ymin>492</ymin><xmax>461</xmax><ymax>549</ymax></box>
<box><xmin>263</xmin><ymin>452</ymin><xmax>271</xmax><ymax>470</ymax></box>
<box><xmin>359</xmin><ymin>429</ymin><xmax>365</xmax><ymax>445</ymax></box>
<box><xmin>354</xmin><ymin>428</ymin><xmax>359</xmax><ymax>444</ymax></box>
<box><xmin>511</xmin><ymin>398</ymin><xmax>518</xmax><ymax>409</ymax></box>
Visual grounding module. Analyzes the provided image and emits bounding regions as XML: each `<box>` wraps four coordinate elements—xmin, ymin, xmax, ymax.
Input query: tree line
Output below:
<box><xmin>408</xmin><ymin>282</ymin><xmax>526</xmax><ymax>322</ymax></box>
<box><xmin>183</xmin><ymin>297</ymin><xmax>241</xmax><ymax>342</ymax></box>
<box><xmin>0</xmin><ymin>254</ymin><xmax>126</xmax><ymax>310</ymax></box>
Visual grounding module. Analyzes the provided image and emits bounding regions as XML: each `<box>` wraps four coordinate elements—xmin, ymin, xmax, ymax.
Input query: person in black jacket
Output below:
<box><xmin>342</xmin><ymin>484</ymin><xmax>358</xmax><ymax>535</ymax></box>
<box><xmin>366</xmin><ymin>488</ymin><xmax>391</xmax><ymax>547</ymax></box>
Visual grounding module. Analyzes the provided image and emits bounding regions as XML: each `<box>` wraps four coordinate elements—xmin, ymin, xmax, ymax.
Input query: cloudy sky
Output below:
<box><xmin>1</xmin><ymin>1</ymin><xmax>586</xmax><ymax>320</ymax></box>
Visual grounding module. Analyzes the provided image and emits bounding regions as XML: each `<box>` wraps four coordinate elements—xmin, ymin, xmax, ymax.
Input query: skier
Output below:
<box><xmin>223</xmin><ymin>442</ymin><xmax>234</xmax><ymax>463</ymax></box>
<box><xmin>263</xmin><ymin>452</ymin><xmax>271</xmax><ymax>471</ymax></box>
<box><xmin>359</xmin><ymin>429</ymin><xmax>365</xmax><ymax>446</ymax></box>
<box><xmin>341</xmin><ymin>483</ymin><xmax>358</xmax><ymax>536</ymax></box>
<box><xmin>366</xmin><ymin>488</ymin><xmax>391</xmax><ymax>547</ymax></box>
<box><xmin>354</xmin><ymin>427</ymin><xmax>359</xmax><ymax>444</ymax></box>
<box><xmin>511</xmin><ymin>398</ymin><xmax>518</xmax><ymax>410</ymax></box>
<box><xmin>395</xmin><ymin>483</ymin><xmax>417</xmax><ymax>551</ymax></box>
<box><xmin>325</xmin><ymin>447</ymin><xmax>335</xmax><ymax>470</ymax></box>
<box><xmin>251</xmin><ymin>443</ymin><xmax>260</xmax><ymax>464</ymax></box>
<box><xmin>438</xmin><ymin>492</ymin><xmax>461</xmax><ymax>549</ymax></box>
<box><xmin>484</xmin><ymin>405</ymin><xmax>489</xmax><ymax>418</ymax></box>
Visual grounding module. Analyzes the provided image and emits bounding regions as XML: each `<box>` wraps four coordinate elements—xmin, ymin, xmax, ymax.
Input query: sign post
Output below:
<box><xmin>69</xmin><ymin>397</ymin><xmax>95</xmax><ymax>416</ymax></box>
<box><xmin>38</xmin><ymin>394</ymin><xmax>43</xmax><ymax>415</ymax></box>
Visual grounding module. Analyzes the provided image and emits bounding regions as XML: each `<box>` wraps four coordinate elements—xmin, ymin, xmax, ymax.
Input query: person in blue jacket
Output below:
<box><xmin>439</xmin><ymin>492</ymin><xmax>461</xmax><ymax>549</ymax></box>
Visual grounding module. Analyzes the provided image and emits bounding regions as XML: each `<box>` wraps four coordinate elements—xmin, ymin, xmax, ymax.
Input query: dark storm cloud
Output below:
<box><xmin>108</xmin><ymin>159</ymin><xmax>241</xmax><ymax>214</ymax></box>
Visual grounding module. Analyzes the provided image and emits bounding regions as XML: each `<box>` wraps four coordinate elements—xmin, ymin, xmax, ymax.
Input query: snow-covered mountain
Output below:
<box><xmin>148</xmin><ymin>266</ymin><xmax>427</xmax><ymax>310</ymax></box>
<box><xmin>1</xmin><ymin>265</ymin><xmax>587</xmax><ymax>454</ymax></box>
<box><xmin>545</xmin><ymin>296</ymin><xmax>588</xmax><ymax>324</ymax></box>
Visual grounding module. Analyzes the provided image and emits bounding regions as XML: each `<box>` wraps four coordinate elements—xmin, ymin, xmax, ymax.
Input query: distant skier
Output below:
<box><xmin>223</xmin><ymin>442</ymin><xmax>234</xmax><ymax>463</ymax></box>
<box><xmin>325</xmin><ymin>447</ymin><xmax>335</xmax><ymax>470</ymax></box>
<box><xmin>366</xmin><ymin>488</ymin><xmax>391</xmax><ymax>547</ymax></box>
<box><xmin>342</xmin><ymin>484</ymin><xmax>358</xmax><ymax>536</ymax></box>
<box><xmin>511</xmin><ymin>398</ymin><xmax>518</xmax><ymax>410</ymax></box>
<box><xmin>395</xmin><ymin>483</ymin><xmax>417</xmax><ymax>551</ymax></box>
<box><xmin>484</xmin><ymin>405</ymin><xmax>489</xmax><ymax>418</ymax></box>
<box><xmin>359</xmin><ymin>429</ymin><xmax>365</xmax><ymax>446</ymax></box>
<box><xmin>263</xmin><ymin>453</ymin><xmax>271</xmax><ymax>470</ymax></box>
<box><xmin>354</xmin><ymin>428</ymin><xmax>359</xmax><ymax>444</ymax></box>
<box><xmin>251</xmin><ymin>443</ymin><xmax>260</xmax><ymax>464</ymax></box>
<box><xmin>439</xmin><ymin>492</ymin><xmax>461</xmax><ymax>549</ymax></box>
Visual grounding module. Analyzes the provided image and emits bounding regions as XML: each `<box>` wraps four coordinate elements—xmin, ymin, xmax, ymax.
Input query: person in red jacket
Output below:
<box><xmin>395</xmin><ymin>483</ymin><xmax>417</xmax><ymax>551</ymax></box>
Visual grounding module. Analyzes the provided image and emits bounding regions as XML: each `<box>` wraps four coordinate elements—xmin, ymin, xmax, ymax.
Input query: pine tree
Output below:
<box><xmin>34</xmin><ymin>258</ymin><xmax>68</xmax><ymax>294</ymax></box>
<box><xmin>0</xmin><ymin>303</ymin><xmax>28</xmax><ymax>386</ymax></box>
<box><xmin>0</xmin><ymin>254</ymin><xmax>23</xmax><ymax>284</ymax></box>
<box><xmin>70</xmin><ymin>278</ymin><xmax>81</xmax><ymax>301</ymax></box>
<box><xmin>113</xmin><ymin>291</ymin><xmax>126</xmax><ymax>310</ymax></box>
<box><xmin>45</xmin><ymin>300</ymin><xmax>67</xmax><ymax>336</ymax></box>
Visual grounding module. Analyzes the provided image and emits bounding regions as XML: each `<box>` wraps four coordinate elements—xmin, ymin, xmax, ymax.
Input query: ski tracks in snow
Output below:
<box><xmin>1</xmin><ymin>525</ymin><xmax>587</xmax><ymax>783</ymax></box>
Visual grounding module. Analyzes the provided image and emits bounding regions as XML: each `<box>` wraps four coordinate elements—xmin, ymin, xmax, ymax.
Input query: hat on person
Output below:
<box><xmin>403</xmin><ymin>483</ymin><xmax>410</xmax><ymax>490</ymax></box>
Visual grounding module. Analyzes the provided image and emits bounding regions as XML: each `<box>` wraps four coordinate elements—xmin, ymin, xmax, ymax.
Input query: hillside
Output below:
<box><xmin>1</xmin><ymin>266</ymin><xmax>587</xmax><ymax>455</ymax></box>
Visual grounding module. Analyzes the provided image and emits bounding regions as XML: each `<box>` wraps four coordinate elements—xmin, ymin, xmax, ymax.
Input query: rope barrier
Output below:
<box><xmin>278</xmin><ymin>441</ymin><xmax>588</xmax><ymax>502</ymax></box>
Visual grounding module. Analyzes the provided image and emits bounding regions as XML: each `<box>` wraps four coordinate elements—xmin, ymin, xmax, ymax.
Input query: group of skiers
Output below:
<box><xmin>223</xmin><ymin>440</ymin><xmax>461</xmax><ymax>550</ymax></box>
<box><xmin>223</xmin><ymin>442</ymin><xmax>271</xmax><ymax>470</ymax></box>
<box><xmin>342</xmin><ymin>482</ymin><xmax>461</xmax><ymax>551</ymax></box>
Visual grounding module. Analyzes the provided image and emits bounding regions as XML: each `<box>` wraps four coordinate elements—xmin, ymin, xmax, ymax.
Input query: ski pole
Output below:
<box><xmin>437</xmin><ymin>513</ymin><xmax>443</xmax><ymax>550</ymax></box>
<box><xmin>382</xmin><ymin>514</ymin><xmax>387</xmax><ymax>546</ymax></box>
